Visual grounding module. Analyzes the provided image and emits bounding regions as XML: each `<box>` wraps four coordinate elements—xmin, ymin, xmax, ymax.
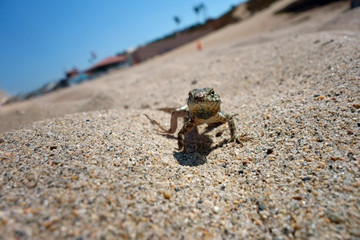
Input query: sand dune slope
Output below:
<box><xmin>1</xmin><ymin>29</ymin><xmax>359</xmax><ymax>239</ymax></box>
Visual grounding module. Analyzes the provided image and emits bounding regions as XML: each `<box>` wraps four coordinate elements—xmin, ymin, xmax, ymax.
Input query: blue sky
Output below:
<box><xmin>0</xmin><ymin>0</ymin><xmax>244</xmax><ymax>94</ymax></box>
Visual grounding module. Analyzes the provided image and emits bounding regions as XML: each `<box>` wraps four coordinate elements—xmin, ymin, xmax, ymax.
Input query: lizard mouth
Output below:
<box><xmin>192</xmin><ymin>96</ymin><xmax>206</xmax><ymax>103</ymax></box>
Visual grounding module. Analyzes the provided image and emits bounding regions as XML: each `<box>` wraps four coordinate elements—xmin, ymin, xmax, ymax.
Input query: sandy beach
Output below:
<box><xmin>1</xmin><ymin>1</ymin><xmax>359</xmax><ymax>239</ymax></box>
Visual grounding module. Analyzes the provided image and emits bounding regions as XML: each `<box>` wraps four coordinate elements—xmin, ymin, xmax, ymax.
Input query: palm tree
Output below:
<box><xmin>193</xmin><ymin>3</ymin><xmax>208</xmax><ymax>23</ymax></box>
<box><xmin>193</xmin><ymin>5</ymin><xmax>201</xmax><ymax>23</ymax></box>
<box><xmin>173</xmin><ymin>16</ymin><xmax>181</xmax><ymax>35</ymax></box>
<box><xmin>173</xmin><ymin>16</ymin><xmax>181</xmax><ymax>25</ymax></box>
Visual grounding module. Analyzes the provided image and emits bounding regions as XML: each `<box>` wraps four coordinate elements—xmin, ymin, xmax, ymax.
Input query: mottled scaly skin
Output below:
<box><xmin>145</xmin><ymin>88</ymin><xmax>243</xmax><ymax>152</ymax></box>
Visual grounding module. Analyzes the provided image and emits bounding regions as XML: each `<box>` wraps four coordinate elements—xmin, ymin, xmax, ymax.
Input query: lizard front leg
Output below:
<box><xmin>227</xmin><ymin>116</ymin><xmax>243</xmax><ymax>147</ymax></box>
<box><xmin>218</xmin><ymin>111</ymin><xmax>243</xmax><ymax>147</ymax></box>
<box><xmin>178</xmin><ymin>119</ymin><xmax>196</xmax><ymax>152</ymax></box>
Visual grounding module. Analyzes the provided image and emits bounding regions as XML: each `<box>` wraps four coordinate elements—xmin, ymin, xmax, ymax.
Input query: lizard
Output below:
<box><xmin>145</xmin><ymin>87</ymin><xmax>244</xmax><ymax>152</ymax></box>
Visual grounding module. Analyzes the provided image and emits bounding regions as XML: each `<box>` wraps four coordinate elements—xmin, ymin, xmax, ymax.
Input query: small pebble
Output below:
<box><xmin>347</xmin><ymin>130</ymin><xmax>354</xmax><ymax>135</ymax></box>
<box><xmin>266</xmin><ymin>149</ymin><xmax>273</xmax><ymax>155</ymax></box>
<box><xmin>292</xmin><ymin>196</ymin><xmax>303</xmax><ymax>200</ymax></box>
<box><xmin>327</xmin><ymin>211</ymin><xmax>344</xmax><ymax>224</ymax></box>
<box><xmin>162</xmin><ymin>191</ymin><xmax>171</xmax><ymax>200</ymax></box>
<box><xmin>258</xmin><ymin>205</ymin><xmax>266</xmax><ymax>211</ymax></box>
<box><xmin>302</xmin><ymin>176</ymin><xmax>311</xmax><ymax>181</ymax></box>
<box><xmin>49</xmin><ymin>146</ymin><xmax>57</xmax><ymax>150</ymax></box>
<box><xmin>352</xmin><ymin>104</ymin><xmax>360</xmax><ymax>109</ymax></box>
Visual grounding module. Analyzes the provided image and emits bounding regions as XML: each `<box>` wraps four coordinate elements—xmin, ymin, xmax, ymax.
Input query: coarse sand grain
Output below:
<box><xmin>1</xmin><ymin>30</ymin><xmax>359</xmax><ymax>239</ymax></box>
<box><xmin>0</xmin><ymin>1</ymin><xmax>360</xmax><ymax>239</ymax></box>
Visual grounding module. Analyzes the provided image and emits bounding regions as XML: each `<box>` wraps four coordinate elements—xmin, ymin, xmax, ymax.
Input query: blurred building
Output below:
<box><xmin>66</xmin><ymin>68</ymin><xmax>80</xmax><ymax>79</ymax></box>
<box><xmin>85</xmin><ymin>55</ymin><xmax>129</xmax><ymax>77</ymax></box>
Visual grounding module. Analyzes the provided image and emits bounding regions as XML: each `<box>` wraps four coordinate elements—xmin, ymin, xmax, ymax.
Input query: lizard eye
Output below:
<box><xmin>209</xmin><ymin>89</ymin><xmax>215</xmax><ymax>96</ymax></box>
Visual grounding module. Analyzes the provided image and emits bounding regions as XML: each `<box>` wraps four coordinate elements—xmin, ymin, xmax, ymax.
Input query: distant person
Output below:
<box><xmin>197</xmin><ymin>41</ymin><xmax>203</xmax><ymax>51</ymax></box>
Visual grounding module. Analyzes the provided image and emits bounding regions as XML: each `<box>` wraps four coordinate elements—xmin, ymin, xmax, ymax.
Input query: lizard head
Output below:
<box><xmin>187</xmin><ymin>87</ymin><xmax>221</xmax><ymax>119</ymax></box>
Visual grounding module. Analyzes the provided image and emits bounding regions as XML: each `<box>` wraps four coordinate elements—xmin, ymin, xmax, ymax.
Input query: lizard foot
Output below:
<box><xmin>229</xmin><ymin>133</ymin><xmax>251</xmax><ymax>147</ymax></box>
<box><xmin>178</xmin><ymin>139</ymin><xmax>186</xmax><ymax>153</ymax></box>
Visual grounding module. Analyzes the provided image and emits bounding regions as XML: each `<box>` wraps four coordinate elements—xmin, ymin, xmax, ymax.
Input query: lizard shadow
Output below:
<box><xmin>148</xmin><ymin>113</ymin><xmax>231</xmax><ymax>166</ymax></box>
<box><xmin>173</xmin><ymin>125</ymin><xmax>227</xmax><ymax>167</ymax></box>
